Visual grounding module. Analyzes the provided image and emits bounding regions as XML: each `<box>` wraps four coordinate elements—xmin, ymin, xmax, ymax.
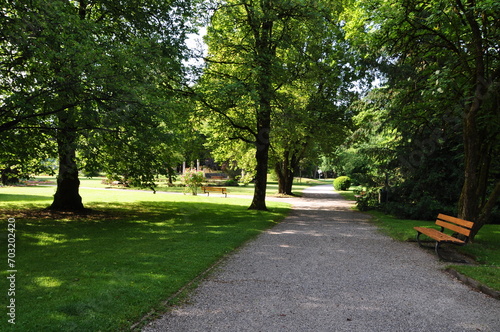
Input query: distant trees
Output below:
<box><xmin>333</xmin><ymin>90</ymin><xmax>400</xmax><ymax>190</ymax></box>
<box><xmin>196</xmin><ymin>0</ymin><xmax>285</xmax><ymax>210</ymax></box>
<box><xmin>270</xmin><ymin>14</ymin><xmax>363</xmax><ymax>195</ymax></box>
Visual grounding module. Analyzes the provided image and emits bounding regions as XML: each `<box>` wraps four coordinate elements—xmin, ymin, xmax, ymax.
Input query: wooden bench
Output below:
<box><xmin>414</xmin><ymin>213</ymin><xmax>474</xmax><ymax>260</ymax></box>
<box><xmin>201</xmin><ymin>186</ymin><xmax>227</xmax><ymax>197</ymax></box>
<box><xmin>354</xmin><ymin>191</ymin><xmax>366</xmax><ymax>200</ymax></box>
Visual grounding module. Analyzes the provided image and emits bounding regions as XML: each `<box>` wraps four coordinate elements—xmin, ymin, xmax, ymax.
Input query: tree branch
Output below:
<box><xmin>477</xmin><ymin>180</ymin><xmax>500</xmax><ymax>228</ymax></box>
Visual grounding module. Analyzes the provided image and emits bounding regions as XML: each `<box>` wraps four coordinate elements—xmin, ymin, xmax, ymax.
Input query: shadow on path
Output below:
<box><xmin>143</xmin><ymin>185</ymin><xmax>500</xmax><ymax>332</ymax></box>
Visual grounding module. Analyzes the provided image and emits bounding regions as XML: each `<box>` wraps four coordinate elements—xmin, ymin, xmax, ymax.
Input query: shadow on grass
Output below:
<box><xmin>10</xmin><ymin>200</ymin><xmax>286</xmax><ymax>255</ymax></box>
<box><xmin>0</xmin><ymin>200</ymin><xmax>290</xmax><ymax>331</ymax></box>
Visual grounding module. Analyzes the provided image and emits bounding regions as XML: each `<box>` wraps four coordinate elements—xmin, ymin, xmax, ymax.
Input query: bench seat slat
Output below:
<box><xmin>413</xmin><ymin>227</ymin><xmax>465</xmax><ymax>244</ymax></box>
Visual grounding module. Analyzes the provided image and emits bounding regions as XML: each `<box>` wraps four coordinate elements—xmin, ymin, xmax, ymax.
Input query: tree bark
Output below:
<box><xmin>49</xmin><ymin>114</ymin><xmax>84</xmax><ymax>211</ymax></box>
<box><xmin>275</xmin><ymin>161</ymin><xmax>286</xmax><ymax>194</ymax></box>
<box><xmin>275</xmin><ymin>151</ymin><xmax>298</xmax><ymax>196</ymax></box>
<box><xmin>457</xmin><ymin>92</ymin><xmax>493</xmax><ymax>241</ymax></box>
<box><xmin>456</xmin><ymin>2</ymin><xmax>498</xmax><ymax>240</ymax></box>
<box><xmin>249</xmin><ymin>127</ymin><xmax>270</xmax><ymax>210</ymax></box>
<box><xmin>248</xmin><ymin>2</ymin><xmax>274</xmax><ymax>211</ymax></box>
<box><xmin>458</xmin><ymin>108</ymin><xmax>482</xmax><ymax>222</ymax></box>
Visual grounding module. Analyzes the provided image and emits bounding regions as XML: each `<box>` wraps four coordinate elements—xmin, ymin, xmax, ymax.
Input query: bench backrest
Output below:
<box><xmin>202</xmin><ymin>186</ymin><xmax>226</xmax><ymax>191</ymax></box>
<box><xmin>436</xmin><ymin>213</ymin><xmax>474</xmax><ymax>237</ymax></box>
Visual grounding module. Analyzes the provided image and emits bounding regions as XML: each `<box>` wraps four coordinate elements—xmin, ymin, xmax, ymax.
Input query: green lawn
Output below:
<box><xmin>7</xmin><ymin>180</ymin><xmax>495</xmax><ymax>330</ymax></box>
<box><xmin>31</xmin><ymin>175</ymin><xmax>323</xmax><ymax>197</ymax></box>
<box><xmin>0</xmin><ymin>185</ymin><xmax>291</xmax><ymax>331</ymax></box>
<box><xmin>337</xmin><ymin>189</ymin><xmax>500</xmax><ymax>293</ymax></box>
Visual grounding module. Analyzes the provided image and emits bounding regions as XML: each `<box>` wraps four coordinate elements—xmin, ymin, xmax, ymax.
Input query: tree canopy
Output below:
<box><xmin>1</xmin><ymin>0</ymin><xmax>498</xmax><ymax>238</ymax></box>
<box><xmin>1</xmin><ymin>0</ymin><xmax>195</xmax><ymax>209</ymax></box>
<box><xmin>339</xmin><ymin>0</ymin><xmax>500</xmax><ymax>238</ymax></box>
<box><xmin>196</xmin><ymin>0</ymin><xmax>361</xmax><ymax>207</ymax></box>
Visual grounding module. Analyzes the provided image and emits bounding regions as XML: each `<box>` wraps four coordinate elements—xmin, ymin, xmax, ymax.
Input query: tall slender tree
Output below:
<box><xmin>197</xmin><ymin>0</ymin><xmax>351</xmax><ymax>209</ymax></box>
<box><xmin>271</xmin><ymin>19</ymin><xmax>364</xmax><ymax>195</ymax></box>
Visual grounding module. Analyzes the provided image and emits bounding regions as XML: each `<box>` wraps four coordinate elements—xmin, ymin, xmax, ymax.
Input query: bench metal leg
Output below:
<box><xmin>437</xmin><ymin>242</ymin><xmax>469</xmax><ymax>263</ymax></box>
<box><xmin>416</xmin><ymin>232</ymin><xmax>423</xmax><ymax>247</ymax></box>
<box><xmin>435</xmin><ymin>242</ymin><xmax>446</xmax><ymax>260</ymax></box>
<box><xmin>417</xmin><ymin>233</ymin><xmax>452</xmax><ymax>261</ymax></box>
<box><xmin>416</xmin><ymin>232</ymin><xmax>433</xmax><ymax>248</ymax></box>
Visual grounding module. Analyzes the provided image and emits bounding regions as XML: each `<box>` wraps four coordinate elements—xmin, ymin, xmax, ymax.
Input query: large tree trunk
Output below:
<box><xmin>457</xmin><ymin>83</ymin><xmax>499</xmax><ymax>240</ymax></box>
<box><xmin>248</xmin><ymin>5</ymin><xmax>274</xmax><ymax>211</ymax></box>
<box><xmin>458</xmin><ymin>95</ymin><xmax>492</xmax><ymax>241</ymax></box>
<box><xmin>275</xmin><ymin>151</ymin><xmax>297</xmax><ymax>196</ymax></box>
<box><xmin>456</xmin><ymin>5</ymin><xmax>499</xmax><ymax>241</ymax></box>
<box><xmin>249</xmin><ymin>127</ymin><xmax>270</xmax><ymax>210</ymax></box>
<box><xmin>275</xmin><ymin>161</ymin><xmax>287</xmax><ymax>194</ymax></box>
<box><xmin>49</xmin><ymin>114</ymin><xmax>84</xmax><ymax>211</ymax></box>
<box><xmin>458</xmin><ymin>108</ymin><xmax>483</xmax><ymax>222</ymax></box>
<box><xmin>248</xmin><ymin>71</ymin><xmax>272</xmax><ymax>210</ymax></box>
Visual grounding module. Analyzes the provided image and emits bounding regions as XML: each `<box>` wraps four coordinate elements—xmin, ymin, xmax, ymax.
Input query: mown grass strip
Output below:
<box><xmin>0</xmin><ymin>186</ymin><xmax>290</xmax><ymax>331</ymax></box>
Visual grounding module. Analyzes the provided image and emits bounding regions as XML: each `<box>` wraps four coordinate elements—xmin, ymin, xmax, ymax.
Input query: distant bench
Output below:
<box><xmin>111</xmin><ymin>181</ymin><xmax>129</xmax><ymax>187</ymax></box>
<box><xmin>201</xmin><ymin>186</ymin><xmax>227</xmax><ymax>197</ymax></box>
<box><xmin>414</xmin><ymin>213</ymin><xmax>474</xmax><ymax>260</ymax></box>
<box><xmin>354</xmin><ymin>191</ymin><xmax>366</xmax><ymax>200</ymax></box>
<box><xmin>101</xmin><ymin>179</ymin><xmax>129</xmax><ymax>187</ymax></box>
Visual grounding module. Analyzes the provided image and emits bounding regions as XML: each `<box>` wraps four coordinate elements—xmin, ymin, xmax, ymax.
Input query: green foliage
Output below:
<box><xmin>333</xmin><ymin>176</ymin><xmax>351</xmax><ymax>191</ymax></box>
<box><xmin>355</xmin><ymin>187</ymin><xmax>380</xmax><ymax>212</ymax></box>
<box><xmin>197</xmin><ymin>0</ymin><xmax>361</xmax><ymax>202</ymax></box>
<box><xmin>334</xmin><ymin>0</ymin><xmax>500</xmax><ymax>225</ymax></box>
<box><xmin>238</xmin><ymin>172</ymin><xmax>254</xmax><ymax>186</ymax></box>
<box><xmin>348</xmin><ymin>0</ymin><xmax>500</xmax><ymax>231</ymax></box>
<box><xmin>181</xmin><ymin>170</ymin><xmax>205</xmax><ymax>195</ymax></box>
<box><xmin>334</xmin><ymin>89</ymin><xmax>400</xmax><ymax>186</ymax></box>
<box><xmin>384</xmin><ymin>147</ymin><xmax>462</xmax><ymax>220</ymax></box>
<box><xmin>223</xmin><ymin>179</ymin><xmax>239</xmax><ymax>186</ymax></box>
<box><xmin>335</xmin><ymin>83</ymin><xmax>465</xmax><ymax>220</ymax></box>
<box><xmin>1</xmin><ymin>0</ymin><xmax>196</xmax><ymax>208</ymax></box>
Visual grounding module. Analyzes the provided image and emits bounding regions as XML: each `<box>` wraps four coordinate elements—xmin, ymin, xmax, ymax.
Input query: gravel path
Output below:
<box><xmin>143</xmin><ymin>185</ymin><xmax>500</xmax><ymax>332</ymax></box>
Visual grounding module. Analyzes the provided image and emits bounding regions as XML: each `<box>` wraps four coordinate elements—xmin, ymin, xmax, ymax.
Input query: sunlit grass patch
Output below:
<box><xmin>0</xmin><ymin>185</ymin><xmax>290</xmax><ymax>331</ymax></box>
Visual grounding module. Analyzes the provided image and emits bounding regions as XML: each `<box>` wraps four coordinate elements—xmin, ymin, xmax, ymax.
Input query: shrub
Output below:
<box><xmin>238</xmin><ymin>172</ymin><xmax>254</xmax><ymax>186</ymax></box>
<box><xmin>182</xmin><ymin>170</ymin><xmax>205</xmax><ymax>195</ymax></box>
<box><xmin>333</xmin><ymin>176</ymin><xmax>351</xmax><ymax>191</ymax></box>
<box><xmin>224</xmin><ymin>179</ymin><xmax>239</xmax><ymax>186</ymax></box>
<box><xmin>355</xmin><ymin>187</ymin><xmax>380</xmax><ymax>211</ymax></box>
